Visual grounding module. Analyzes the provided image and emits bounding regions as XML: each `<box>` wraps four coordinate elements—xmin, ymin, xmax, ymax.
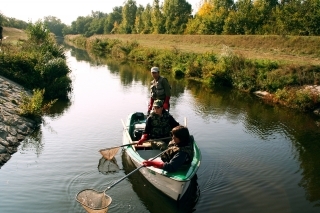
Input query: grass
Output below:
<box><xmin>73</xmin><ymin>34</ymin><xmax>320</xmax><ymax>66</ymax></box>
<box><xmin>1</xmin><ymin>27</ymin><xmax>28</xmax><ymax>44</ymax></box>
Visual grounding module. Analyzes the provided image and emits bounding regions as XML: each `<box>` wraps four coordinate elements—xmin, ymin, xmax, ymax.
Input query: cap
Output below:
<box><xmin>153</xmin><ymin>100</ymin><xmax>163</xmax><ymax>107</ymax></box>
<box><xmin>151</xmin><ymin>67</ymin><xmax>159</xmax><ymax>73</ymax></box>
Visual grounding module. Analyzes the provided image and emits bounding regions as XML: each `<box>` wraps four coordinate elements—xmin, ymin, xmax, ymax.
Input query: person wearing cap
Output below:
<box><xmin>137</xmin><ymin>100</ymin><xmax>179</xmax><ymax>149</ymax></box>
<box><xmin>148</xmin><ymin>67</ymin><xmax>171</xmax><ymax>114</ymax></box>
<box><xmin>143</xmin><ymin>125</ymin><xmax>194</xmax><ymax>172</ymax></box>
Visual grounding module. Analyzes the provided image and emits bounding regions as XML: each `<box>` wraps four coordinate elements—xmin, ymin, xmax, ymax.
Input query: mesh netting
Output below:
<box><xmin>99</xmin><ymin>147</ymin><xmax>120</xmax><ymax>160</ymax></box>
<box><xmin>98</xmin><ymin>157</ymin><xmax>120</xmax><ymax>174</ymax></box>
<box><xmin>76</xmin><ymin>189</ymin><xmax>112</xmax><ymax>213</ymax></box>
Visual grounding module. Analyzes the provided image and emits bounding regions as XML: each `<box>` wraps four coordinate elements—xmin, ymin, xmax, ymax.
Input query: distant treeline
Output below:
<box><xmin>1</xmin><ymin>0</ymin><xmax>320</xmax><ymax>37</ymax></box>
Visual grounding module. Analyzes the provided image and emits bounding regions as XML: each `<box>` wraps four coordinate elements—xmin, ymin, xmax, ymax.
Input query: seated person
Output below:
<box><xmin>143</xmin><ymin>125</ymin><xmax>194</xmax><ymax>172</ymax></box>
<box><xmin>137</xmin><ymin>99</ymin><xmax>179</xmax><ymax>150</ymax></box>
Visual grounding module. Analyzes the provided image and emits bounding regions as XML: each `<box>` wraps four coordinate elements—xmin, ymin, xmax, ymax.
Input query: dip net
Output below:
<box><xmin>76</xmin><ymin>189</ymin><xmax>112</xmax><ymax>213</ymax></box>
<box><xmin>99</xmin><ymin>147</ymin><xmax>120</xmax><ymax>160</ymax></box>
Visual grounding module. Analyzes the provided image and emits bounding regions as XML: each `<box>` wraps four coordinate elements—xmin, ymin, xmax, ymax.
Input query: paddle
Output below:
<box><xmin>76</xmin><ymin>149</ymin><xmax>166</xmax><ymax>212</ymax></box>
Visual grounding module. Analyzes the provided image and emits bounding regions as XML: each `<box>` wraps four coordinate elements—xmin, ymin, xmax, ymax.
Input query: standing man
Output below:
<box><xmin>148</xmin><ymin>67</ymin><xmax>171</xmax><ymax>114</ymax></box>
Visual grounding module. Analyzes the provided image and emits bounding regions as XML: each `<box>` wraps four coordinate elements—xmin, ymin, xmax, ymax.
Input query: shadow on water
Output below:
<box><xmin>121</xmin><ymin>151</ymin><xmax>200</xmax><ymax>213</ymax></box>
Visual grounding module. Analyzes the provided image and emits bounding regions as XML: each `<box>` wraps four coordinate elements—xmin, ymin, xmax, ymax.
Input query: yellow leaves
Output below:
<box><xmin>197</xmin><ymin>2</ymin><xmax>214</xmax><ymax>16</ymax></box>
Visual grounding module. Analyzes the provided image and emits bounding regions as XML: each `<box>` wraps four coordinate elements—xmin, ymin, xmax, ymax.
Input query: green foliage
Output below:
<box><xmin>162</xmin><ymin>0</ymin><xmax>192</xmax><ymax>34</ymax></box>
<box><xmin>2</xmin><ymin>21</ymin><xmax>72</xmax><ymax>101</ymax></box>
<box><xmin>274</xmin><ymin>87</ymin><xmax>320</xmax><ymax>110</ymax></box>
<box><xmin>0</xmin><ymin>52</ymin><xmax>41</xmax><ymax>88</ymax></box>
<box><xmin>120</xmin><ymin>0</ymin><xmax>137</xmax><ymax>34</ymax></box>
<box><xmin>151</xmin><ymin>0</ymin><xmax>165</xmax><ymax>34</ymax></box>
<box><xmin>19</xmin><ymin>89</ymin><xmax>57</xmax><ymax>118</ymax></box>
<box><xmin>55</xmin><ymin>0</ymin><xmax>320</xmax><ymax>36</ymax></box>
<box><xmin>43</xmin><ymin>16</ymin><xmax>66</xmax><ymax>37</ymax></box>
<box><xmin>153</xmin><ymin>50</ymin><xmax>175</xmax><ymax>70</ymax></box>
<box><xmin>26</xmin><ymin>21</ymin><xmax>51</xmax><ymax>44</ymax></box>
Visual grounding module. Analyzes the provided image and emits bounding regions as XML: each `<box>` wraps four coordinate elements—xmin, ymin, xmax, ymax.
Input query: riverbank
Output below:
<box><xmin>0</xmin><ymin>76</ymin><xmax>38</xmax><ymax>168</ymax></box>
<box><xmin>66</xmin><ymin>34</ymin><xmax>320</xmax><ymax>66</ymax></box>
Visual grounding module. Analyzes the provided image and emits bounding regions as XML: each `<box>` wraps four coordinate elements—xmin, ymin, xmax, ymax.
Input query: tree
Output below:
<box><xmin>134</xmin><ymin>5</ymin><xmax>145</xmax><ymax>34</ymax></box>
<box><xmin>120</xmin><ymin>0</ymin><xmax>137</xmax><ymax>33</ymax></box>
<box><xmin>43</xmin><ymin>16</ymin><xmax>66</xmax><ymax>37</ymax></box>
<box><xmin>223</xmin><ymin>0</ymin><xmax>255</xmax><ymax>34</ymax></box>
<box><xmin>300</xmin><ymin>0</ymin><xmax>320</xmax><ymax>35</ymax></box>
<box><xmin>104</xmin><ymin>6</ymin><xmax>122</xmax><ymax>34</ymax></box>
<box><xmin>163</xmin><ymin>0</ymin><xmax>192</xmax><ymax>34</ymax></box>
<box><xmin>141</xmin><ymin>4</ymin><xmax>153</xmax><ymax>33</ymax></box>
<box><xmin>151</xmin><ymin>0</ymin><xmax>165</xmax><ymax>34</ymax></box>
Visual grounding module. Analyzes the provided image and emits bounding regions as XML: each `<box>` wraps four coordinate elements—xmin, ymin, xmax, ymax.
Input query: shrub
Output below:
<box><xmin>19</xmin><ymin>89</ymin><xmax>57</xmax><ymax>118</ymax></box>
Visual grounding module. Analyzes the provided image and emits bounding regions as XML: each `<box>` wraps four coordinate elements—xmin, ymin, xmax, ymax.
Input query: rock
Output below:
<box><xmin>0</xmin><ymin>75</ymin><xmax>38</xmax><ymax>168</ymax></box>
<box><xmin>254</xmin><ymin>90</ymin><xmax>270</xmax><ymax>98</ymax></box>
<box><xmin>314</xmin><ymin>108</ymin><xmax>320</xmax><ymax>116</ymax></box>
<box><xmin>0</xmin><ymin>144</ymin><xmax>6</xmax><ymax>154</ymax></box>
<box><xmin>0</xmin><ymin>153</ymin><xmax>11</xmax><ymax>164</ymax></box>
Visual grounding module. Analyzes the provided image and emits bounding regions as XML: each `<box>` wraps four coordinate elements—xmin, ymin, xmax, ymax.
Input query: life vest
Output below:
<box><xmin>150</xmin><ymin>76</ymin><xmax>170</xmax><ymax>100</ymax></box>
<box><xmin>161</xmin><ymin>137</ymin><xmax>194</xmax><ymax>164</ymax></box>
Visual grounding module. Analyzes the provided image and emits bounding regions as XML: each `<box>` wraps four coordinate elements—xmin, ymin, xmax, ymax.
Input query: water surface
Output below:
<box><xmin>1</xmin><ymin>46</ymin><xmax>320</xmax><ymax>213</ymax></box>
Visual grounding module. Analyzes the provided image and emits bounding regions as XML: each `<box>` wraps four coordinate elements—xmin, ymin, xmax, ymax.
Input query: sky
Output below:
<box><xmin>1</xmin><ymin>0</ymin><xmax>201</xmax><ymax>25</ymax></box>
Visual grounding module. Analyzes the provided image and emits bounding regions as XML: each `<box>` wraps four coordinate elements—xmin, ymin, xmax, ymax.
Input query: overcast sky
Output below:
<box><xmin>1</xmin><ymin>0</ymin><xmax>201</xmax><ymax>25</ymax></box>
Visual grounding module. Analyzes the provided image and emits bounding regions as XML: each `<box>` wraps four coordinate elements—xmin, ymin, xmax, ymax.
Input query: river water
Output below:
<box><xmin>1</xmin><ymin>45</ymin><xmax>320</xmax><ymax>213</ymax></box>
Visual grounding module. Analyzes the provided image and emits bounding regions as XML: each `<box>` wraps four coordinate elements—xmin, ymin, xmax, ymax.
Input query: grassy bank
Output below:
<box><xmin>66</xmin><ymin>34</ymin><xmax>320</xmax><ymax>66</ymax></box>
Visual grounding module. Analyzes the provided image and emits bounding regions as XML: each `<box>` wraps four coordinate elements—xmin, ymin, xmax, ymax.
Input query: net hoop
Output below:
<box><xmin>76</xmin><ymin>188</ymin><xmax>112</xmax><ymax>213</ymax></box>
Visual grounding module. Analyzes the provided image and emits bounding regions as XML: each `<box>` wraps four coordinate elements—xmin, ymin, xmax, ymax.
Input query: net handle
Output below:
<box><xmin>104</xmin><ymin>149</ymin><xmax>166</xmax><ymax>192</ymax></box>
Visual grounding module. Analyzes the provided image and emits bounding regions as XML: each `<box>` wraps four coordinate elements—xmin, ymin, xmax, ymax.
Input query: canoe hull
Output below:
<box><xmin>122</xmin><ymin>112</ymin><xmax>201</xmax><ymax>201</ymax></box>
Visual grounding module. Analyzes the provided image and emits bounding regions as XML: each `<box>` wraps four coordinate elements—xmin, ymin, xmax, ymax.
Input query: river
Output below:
<box><xmin>0</xmin><ymin>44</ymin><xmax>320</xmax><ymax>213</ymax></box>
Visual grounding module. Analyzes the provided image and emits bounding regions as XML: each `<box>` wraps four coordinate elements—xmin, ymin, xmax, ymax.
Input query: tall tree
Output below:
<box><xmin>141</xmin><ymin>4</ymin><xmax>153</xmax><ymax>33</ymax></box>
<box><xmin>104</xmin><ymin>6</ymin><xmax>122</xmax><ymax>34</ymax></box>
<box><xmin>134</xmin><ymin>5</ymin><xmax>145</xmax><ymax>34</ymax></box>
<box><xmin>120</xmin><ymin>0</ymin><xmax>137</xmax><ymax>33</ymax></box>
<box><xmin>43</xmin><ymin>16</ymin><xmax>66</xmax><ymax>37</ymax></box>
<box><xmin>151</xmin><ymin>0</ymin><xmax>165</xmax><ymax>34</ymax></box>
<box><xmin>163</xmin><ymin>0</ymin><xmax>192</xmax><ymax>34</ymax></box>
<box><xmin>223</xmin><ymin>0</ymin><xmax>255</xmax><ymax>34</ymax></box>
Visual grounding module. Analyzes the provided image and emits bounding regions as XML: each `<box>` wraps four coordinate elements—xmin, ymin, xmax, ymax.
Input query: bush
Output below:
<box><xmin>19</xmin><ymin>89</ymin><xmax>57</xmax><ymax>119</ymax></box>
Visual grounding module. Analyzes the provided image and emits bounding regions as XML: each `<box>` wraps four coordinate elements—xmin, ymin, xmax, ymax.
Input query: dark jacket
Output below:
<box><xmin>143</xmin><ymin>110</ymin><xmax>179</xmax><ymax>139</ymax></box>
<box><xmin>161</xmin><ymin>136</ymin><xmax>194</xmax><ymax>172</ymax></box>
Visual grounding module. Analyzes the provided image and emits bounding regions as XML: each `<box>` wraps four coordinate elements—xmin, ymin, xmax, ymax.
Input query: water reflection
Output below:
<box><xmin>45</xmin><ymin>99</ymin><xmax>72</xmax><ymax>119</ymax></box>
<box><xmin>19</xmin><ymin>127</ymin><xmax>43</xmax><ymax>157</ymax></box>
<box><xmin>121</xmin><ymin>151</ymin><xmax>200</xmax><ymax>213</ymax></box>
<box><xmin>98</xmin><ymin>157</ymin><xmax>120</xmax><ymax>174</ymax></box>
<box><xmin>186</xmin><ymin>80</ymin><xmax>320</xmax><ymax>206</ymax></box>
